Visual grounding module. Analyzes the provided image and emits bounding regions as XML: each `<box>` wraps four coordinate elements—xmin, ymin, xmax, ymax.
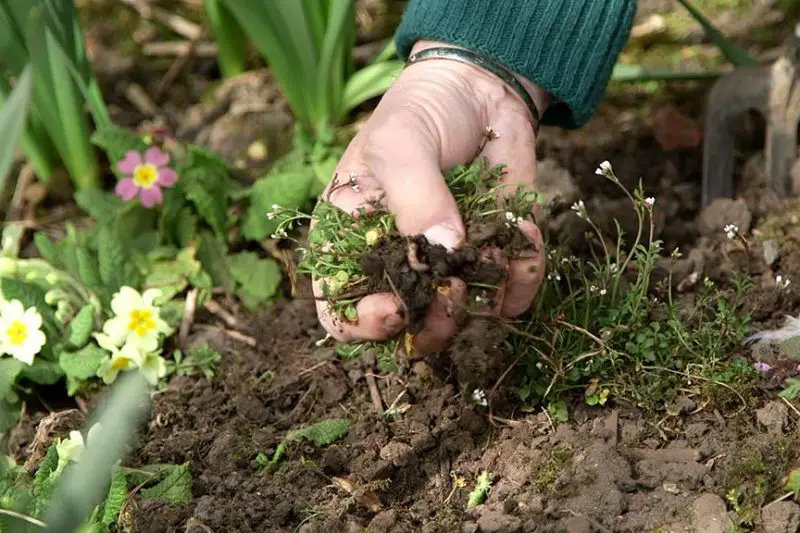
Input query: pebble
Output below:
<box><xmin>756</xmin><ymin>400</ymin><xmax>789</xmax><ymax>435</ymax></box>
<box><xmin>379</xmin><ymin>441</ymin><xmax>414</xmax><ymax>467</ymax></box>
<box><xmin>692</xmin><ymin>493</ymin><xmax>732</xmax><ymax>533</ymax></box>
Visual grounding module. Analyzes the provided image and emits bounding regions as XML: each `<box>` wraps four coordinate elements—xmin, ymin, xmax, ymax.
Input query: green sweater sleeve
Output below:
<box><xmin>395</xmin><ymin>0</ymin><xmax>637</xmax><ymax>129</ymax></box>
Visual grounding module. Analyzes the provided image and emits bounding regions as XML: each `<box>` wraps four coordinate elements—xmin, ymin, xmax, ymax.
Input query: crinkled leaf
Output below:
<box><xmin>197</xmin><ymin>231</ymin><xmax>234</xmax><ymax>293</ymax></box>
<box><xmin>34</xmin><ymin>232</ymin><xmax>61</xmax><ymax>267</ymax></box>
<box><xmin>242</xmin><ymin>167</ymin><xmax>316</xmax><ymax>241</ymax></box>
<box><xmin>66</xmin><ymin>304</ymin><xmax>95</xmax><ymax>349</ymax></box>
<box><xmin>20</xmin><ymin>360</ymin><xmax>63</xmax><ymax>385</ymax></box>
<box><xmin>227</xmin><ymin>251</ymin><xmax>282</xmax><ymax>310</ymax></box>
<box><xmin>159</xmin><ymin>300</ymin><xmax>184</xmax><ymax>329</ymax></box>
<box><xmin>0</xmin><ymin>358</ymin><xmax>23</xmax><ymax>398</ymax></box>
<box><xmin>285</xmin><ymin>418</ymin><xmax>349</xmax><ymax>447</ymax></box>
<box><xmin>90</xmin><ymin>124</ymin><xmax>147</xmax><ymax>170</ymax></box>
<box><xmin>139</xmin><ymin>462</ymin><xmax>192</xmax><ymax>506</ymax></box>
<box><xmin>101</xmin><ymin>467</ymin><xmax>129</xmax><ymax>527</ymax></box>
<box><xmin>59</xmin><ymin>344</ymin><xmax>106</xmax><ymax>395</ymax></box>
<box><xmin>143</xmin><ymin>245</ymin><xmax>202</xmax><ymax>304</ymax></box>
<box><xmin>0</xmin><ymin>398</ymin><xmax>21</xmax><ymax>433</ymax></box>
<box><xmin>76</xmin><ymin>247</ymin><xmax>102</xmax><ymax>292</ymax></box>
<box><xmin>181</xmin><ymin>165</ymin><xmax>229</xmax><ymax>239</ymax></box>
<box><xmin>74</xmin><ymin>189</ymin><xmax>124</xmax><ymax>223</ymax></box>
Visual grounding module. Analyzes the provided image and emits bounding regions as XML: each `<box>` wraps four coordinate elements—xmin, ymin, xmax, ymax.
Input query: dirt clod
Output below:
<box><xmin>761</xmin><ymin>501</ymin><xmax>800</xmax><ymax>533</ymax></box>
<box><xmin>756</xmin><ymin>400</ymin><xmax>790</xmax><ymax>435</ymax></box>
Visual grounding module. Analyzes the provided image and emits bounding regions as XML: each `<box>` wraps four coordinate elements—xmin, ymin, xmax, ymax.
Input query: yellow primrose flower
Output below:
<box><xmin>0</xmin><ymin>299</ymin><xmax>46</xmax><ymax>365</ymax></box>
<box><xmin>94</xmin><ymin>332</ymin><xmax>146</xmax><ymax>385</ymax></box>
<box><xmin>102</xmin><ymin>286</ymin><xmax>172</xmax><ymax>348</ymax></box>
<box><xmin>55</xmin><ymin>423</ymin><xmax>102</xmax><ymax>473</ymax></box>
<box><xmin>139</xmin><ymin>352</ymin><xmax>168</xmax><ymax>387</ymax></box>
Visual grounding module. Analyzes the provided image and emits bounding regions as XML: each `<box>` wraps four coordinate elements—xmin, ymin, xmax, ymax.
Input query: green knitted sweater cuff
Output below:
<box><xmin>395</xmin><ymin>0</ymin><xmax>637</xmax><ymax>129</ymax></box>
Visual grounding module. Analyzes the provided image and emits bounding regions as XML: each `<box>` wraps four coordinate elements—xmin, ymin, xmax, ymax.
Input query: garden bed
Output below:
<box><xmin>6</xmin><ymin>1</ymin><xmax>800</xmax><ymax>532</ymax></box>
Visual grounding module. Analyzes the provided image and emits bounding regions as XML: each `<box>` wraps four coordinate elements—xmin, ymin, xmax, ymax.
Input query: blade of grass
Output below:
<box><xmin>610</xmin><ymin>64</ymin><xmax>726</xmax><ymax>82</ymax></box>
<box><xmin>316</xmin><ymin>0</ymin><xmax>355</xmax><ymax>125</ymax></box>
<box><xmin>0</xmin><ymin>72</ymin><xmax>57</xmax><ymax>182</ymax></box>
<box><xmin>0</xmin><ymin>64</ymin><xmax>35</xmax><ymax>188</ymax></box>
<box><xmin>676</xmin><ymin>0</ymin><xmax>759</xmax><ymax>67</ymax></box>
<box><xmin>27</xmin><ymin>7</ymin><xmax>100</xmax><ymax>190</ymax></box>
<box><xmin>203</xmin><ymin>0</ymin><xmax>249</xmax><ymax>78</ymax></box>
<box><xmin>219</xmin><ymin>0</ymin><xmax>317</xmax><ymax>128</ymax></box>
<box><xmin>41</xmin><ymin>372</ymin><xmax>152</xmax><ymax>533</ymax></box>
<box><xmin>341</xmin><ymin>60</ymin><xmax>403</xmax><ymax>114</ymax></box>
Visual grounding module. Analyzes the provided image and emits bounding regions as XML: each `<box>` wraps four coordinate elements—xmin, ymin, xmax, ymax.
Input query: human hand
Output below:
<box><xmin>314</xmin><ymin>40</ymin><xmax>550</xmax><ymax>354</ymax></box>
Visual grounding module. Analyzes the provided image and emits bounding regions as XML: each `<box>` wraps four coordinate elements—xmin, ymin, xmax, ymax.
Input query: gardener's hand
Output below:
<box><xmin>315</xmin><ymin>40</ymin><xmax>550</xmax><ymax>354</ymax></box>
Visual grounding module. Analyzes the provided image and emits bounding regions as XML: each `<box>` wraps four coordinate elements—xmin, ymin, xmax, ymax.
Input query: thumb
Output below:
<box><xmin>362</xmin><ymin>127</ymin><xmax>465</xmax><ymax>250</ymax></box>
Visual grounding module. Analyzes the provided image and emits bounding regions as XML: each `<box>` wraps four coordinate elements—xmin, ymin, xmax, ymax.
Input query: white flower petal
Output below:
<box><xmin>141</xmin><ymin>288</ymin><xmax>162</xmax><ymax>306</ymax></box>
<box><xmin>111</xmin><ymin>286</ymin><xmax>142</xmax><ymax>317</ymax></box>
<box><xmin>93</xmin><ymin>331</ymin><xmax>120</xmax><ymax>353</ymax></box>
<box><xmin>101</xmin><ymin>317</ymin><xmax>129</xmax><ymax>347</ymax></box>
<box><xmin>22</xmin><ymin>307</ymin><xmax>42</xmax><ymax>331</ymax></box>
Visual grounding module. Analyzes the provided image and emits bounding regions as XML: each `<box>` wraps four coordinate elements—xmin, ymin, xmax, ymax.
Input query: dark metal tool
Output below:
<box><xmin>702</xmin><ymin>26</ymin><xmax>800</xmax><ymax>206</ymax></box>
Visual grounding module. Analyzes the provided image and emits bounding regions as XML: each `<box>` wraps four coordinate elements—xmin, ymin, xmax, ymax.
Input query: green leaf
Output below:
<box><xmin>74</xmin><ymin>189</ymin><xmax>124</xmax><ymax>223</ymax></box>
<box><xmin>34</xmin><ymin>232</ymin><xmax>61</xmax><ymax>267</ymax></box>
<box><xmin>0</xmin><ymin>63</ymin><xmax>35</xmax><ymax>190</ymax></box>
<box><xmin>197</xmin><ymin>231</ymin><xmax>234</xmax><ymax>293</ymax></box>
<box><xmin>181</xmin><ymin>166</ymin><xmax>229</xmax><ymax>239</ymax></box>
<box><xmin>676</xmin><ymin>0</ymin><xmax>759</xmax><ymax>68</ymax></box>
<box><xmin>341</xmin><ymin>59</ymin><xmax>402</xmax><ymax>114</ymax></box>
<box><xmin>139</xmin><ymin>462</ymin><xmax>192</xmax><ymax>506</ymax></box>
<box><xmin>76</xmin><ymin>247</ymin><xmax>102</xmax><ymax>291</ymax></box>
<box><xmin>90</xmin><ymin>124</ymin><xmax>147</xmax><ymax>168</ymax></box>
<box><xmin>96</xmin><ymin>225</ymin><xmax>134</xmax><ymax>299</ymax></box>
<box><xmin>66</xmin><ymin>304</ymin><xmax>96</xmax><ymax>349</ymax></box>
<box><xmin>101</xmin><ymin>467</ymin><xmax>128</xmax><ymax>527</ymax></box>
<box><xmin>285</xmin><ymin>418</ymin><xmax>349</xmax><ymax>447</ymax></box>
<box><xmin>242</xmin><ymin>166</ymin><xmax>316</xmax><ymax>241</ymax></box>
<box><xmin>0</xmin><ymin>358</ymin><xmax>23</xmax><ymax>398</ymax></box>
<box><xmin>0</xmin><ymin>398</ymin><xmax>21</xmax><ymax>434</ymax></box>
<box><xmin>59</xmin><ymin>344</ymin><xmax>106</xmax><ymax>395</ymax></box>
<box><xmin>227</xmin><ymin>251</ymin><xmax>283</xmax><ymax>310</ymax></box>
<box><xmin>20</xmin><ymin>360</ymin><xmax>63</xmax><ymax>385</ymax></box>
<box><xmin>143</xmin><ymin>245</ymin><xmax>203</xmax><ymax>304</ymax></box>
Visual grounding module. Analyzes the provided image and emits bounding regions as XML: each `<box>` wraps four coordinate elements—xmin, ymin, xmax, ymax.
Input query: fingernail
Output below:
<box><xmin>424</xmin><ymin>223</ymin><xmax>463</xmax><ymax>251</ymax></box>
<box><xmin>383</xmin><ymin>312</ymin><xmax>405</xmax><ymax>335</ymax></box>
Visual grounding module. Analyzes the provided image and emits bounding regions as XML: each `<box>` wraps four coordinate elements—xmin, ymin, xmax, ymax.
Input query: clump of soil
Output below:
<box><xmin>358</xmin><ymin>222</ymin><xmax>517</xmax><ymax>333</ymax></box>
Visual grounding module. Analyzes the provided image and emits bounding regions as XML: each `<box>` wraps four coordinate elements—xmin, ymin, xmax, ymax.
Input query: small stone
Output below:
<box><xmin>476</xmin><ymin>510</ymin><xmax>522</xmax><ymax>533</ymax></box>
<box><xmin>692</xmin><ymin>493</ymin><xmax>733</xmax><ymax>533</ymax></box>
<box><xmin>461</xmin><ymin>522</ymin><xmax>479</xmax><ymax>533</ymax></box>
<box><xmin>379</xmin><ymin>441</ymin><xmax>414</xmax><ymax>467</ymax></box>
<box><xmin>763</xmin><ymin>240</ymin><xmax>780</xmax><ymax>266</ymax></box>
<box><xmin>560</xmin><ymin>515</ymin><xmax>592</xmax><ymax>533</ymax></box>
<box><xmin>756</xmin><ymin>400</ymin><xmax>789</xmax><ymax>435</ymax></box>
<box><xmin>761</xmin><ymin>501</ymin><xmax>800</xmax><ymax>533</ymax></box>
<box><xmin>368</xmin><ymin>510</ymin><xmax>398</xmax><ymax>533</ymax></box>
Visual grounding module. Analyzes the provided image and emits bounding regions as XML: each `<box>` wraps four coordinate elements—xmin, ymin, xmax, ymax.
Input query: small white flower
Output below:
<box><xmin>505</xmin><ymin>211</ymin><xmax>515</xmax><ymax>221</ymax></box>
<box><xmin>600</xmin><ymin>288</ymin><xmax>607</xmax><ymax>296</ymax></box>
<box><xmin>595</xmin><ymin>161</ymin><xmax>612</xmax><ymax>176</ymax></box>
<box><xmin>271</xmin><ymin>204</ymin><xmax>280</xmax><ymax>210</ymax></box>
<box><xmin>609</xmin><ymin>264</ymin><xmax>619</xmax><ymax>273</ymax></box>
<box><xmin>471</xmin><ymin>388</ymin><xmax>488</xmax><ymax>407</ymax></box>
<box><xmin>102</xmin><ymin>287</ymin><xmax>172</xmax><ymax>350</ymax></box>
<box><xmin>547</xmin><ymin>272</ymin><xmax>562</xmax><ymax>282</ymax></box>
<box><xmin>55</xmin><ymin>423</ymin><xmax>102</xmax><ymax>473</ymax></box>
<box><xmin>570</xmin><ymin>200</ymin><xmax>587</xmax><ymax>219</ymax></box>
<box><xmin>644</xmin><ymin>197</ymin><xmax>655</xmax><ymax>207</ymax></box>
<box><xmin>777</xmin><ymin>275</ymin><xmax>791</xmax><ymax>290</ymax></box>
<box><xmin>723</xmin><ymin>224</ymin><xmax>739</xmax><ymax>240</ymax></box>
<box><xmin>0</xmin><ymin>300</ymin><xmax>46</xmax><ymax>365</ymax></box>
<box><xmin>589</xmin><ymin>285</ymin><xmax>598</xmax><ymax>293</ymax></box>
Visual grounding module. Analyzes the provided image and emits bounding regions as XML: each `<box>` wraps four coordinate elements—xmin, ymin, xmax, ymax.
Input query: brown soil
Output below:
<box><xmin>9</xmin><ymin>2</ymin><xmax>800</xmax><ymax>532</ymax></box>
<box><xmin>359</xmin><ymin>224</ymin><xmax>513</xmax><ymax>334</ymax></box>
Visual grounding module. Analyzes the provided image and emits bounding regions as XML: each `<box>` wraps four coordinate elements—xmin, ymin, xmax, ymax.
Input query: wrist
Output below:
<box><xmin>409</xmin><ymin>40</ymin><xmax>552</xmax><ymax>124</ymax></box>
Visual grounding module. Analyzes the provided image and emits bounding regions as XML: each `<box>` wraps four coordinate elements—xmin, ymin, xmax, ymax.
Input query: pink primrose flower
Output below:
<box><xmin>115</xmin><ymin>147</ymin><xmax>178</xmax><ymax>208</ymax></box>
